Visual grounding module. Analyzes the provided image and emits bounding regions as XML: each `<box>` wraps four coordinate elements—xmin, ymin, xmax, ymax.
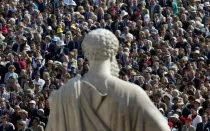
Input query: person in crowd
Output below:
<box><xmin>0</xmin><ymin>115</ymin><xmax>14</xmax><ymax>131</ymax></box>
<box><xmin>0</xmin><ymin>0</ymin><xmax>210</xmax><ymax>130</ymax></box>
<box><xmin>30</xmin><ymin>117</ymin><xmax>44</xmax><ymax>131</ymax></box>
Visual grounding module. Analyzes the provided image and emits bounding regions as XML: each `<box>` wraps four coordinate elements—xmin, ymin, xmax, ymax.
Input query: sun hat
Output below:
<box><xmin>57</xmin><ymin>28</ymin><xmax>63</xmax><ymax>33</ymax></box>
<box><xmin>170</xmin><ymin>114</ymin><xmax>179</xmax><ymax>120</ymax></box>
<box><xmin>162</xmin><ymin>93</ymin><xmax>172</xmax><ymax>101</ymax></box>
<box><xmin>17</xmin><ymin>120</ymin><xmax>26</xmax><ymax>126</ymax></box>
<box><xmin>205</xmin><ymin>2</ymin><xmax>210</xmax><ymax>7</ymax></box>
<box><xmin>0</xmin><ymin>34</ymin><xmax>5</xmax><ymax>41</ymax></box>
<box><xmin>47</xmin><ymin>26</ymin><xmax>52</xmax><ymax>30</ymax></box>
<box><xmin>52</xmin><ymin>37</ymin><xmax>58</xmax><ymax>42</ymax></box>
<box><xmin>120</xmin><ymin>10</ymin><xmax>128</xmax><ymax>17</ymax></box>
<box><xmin>29</xmin><ymin>100</ymin><xmax>36</xmax><ymax>105</ymax></box>
<box><xmin>68</xmin><ymin>1</ymin><xmax>77</xmax><ymax>6</ymax></box>
<box><xmin>56</xmin><ymin>40</ymin><xmax>66</xmax><ymax>46</ymax></box>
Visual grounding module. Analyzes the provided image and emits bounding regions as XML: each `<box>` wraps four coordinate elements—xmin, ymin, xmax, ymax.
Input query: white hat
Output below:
<box><xmin>144</xmin><ymin>14</ymin><xmax>150</xmax><ymax>21</ymax></box>
<box><xmin>124</xmin><ymin>47</ymin><xmax>130</xmax><ymax>52</ymax></box>
<box><xmin>194</xmin><ymin>50</ymin><xmax>200</xmax><ymax>54</ymax></box>
<box><xmin>54</xmin><ymin>61</ymin><xmax>62</xmax><ymax>66</ymax></box>
<box><xmin>47</xmin><ymin>26</ymin><xmax>52</xmax><ymax>30</ymax></box>
<box><xmin>198</xmin><ymin>5</ymin><xmax>204</xmax><ymax>10</ymax></box>
<box><xmin>170</xmin><ymin>114</ymin><xmax>179</xmax><ymax>120</ymax></box>
<box><xmin>0</xmin><ymin>34</ymin><xmax>5</xmax><ymax>41</ymax></box>
<box><xmin>46</xmin><ymin>35</ymin><xmax>51</xmax><ymax>39</ymax></box>
<box><xmin>145</xmin><ymin>67</ymin><xmax>152</xmax><ymax>73</ymax></box>
<box><xmin>36</xmin><ymin>55</ymin><xmax>43</xmax><ymax>60</ymax></box>
<box><xmin>56</xmin><ymin>40</ymin><xmax>66</xmax><ymax>46</ymax></box>
<box><xmin>120</xmin><ymin>10</ymin><xmax>128</xmax><ymax>17</ymax></box>
<box><xmin>17</xmin><ymin>120</ymin><xmax>26</xmax><ymax>125</ymax></box>
<box><xmin>195</xmin><ymin>99</ymin><xmax>201</xmax><ymax>104</ymax></box>
<box><xmin>29</xmin><ymin>100</ymin><xmax>36</xmax><ymax>105</ymax></box>
<box><xmin>181</xmin><ymin>56</ymin><xmax>188</xmax><ymax>61</ymax></box>
<box><xmin>162</xmin><ymin>93</ymin><xmax>172</xmax><ymax>101</ymax></box>
<box><xmin>71</xmin><ymin>64</ymin><xmax>76</xmax><ymax>68</ymax></box>
<box><xmin>37</xmin><ymin>109</ymin><xmax>44</xmax><ymax>115</ymax></box>
<box><xmin>68</xmin><ymin>1</ymin><xmax>77</xmax><ymax>6</ymax></box>
<box><xmin>172</xmin><ymin>89</ymin><xmax>180</xmax><ymax>96</ymax></box>
<box><xmin>159</xmin><ymin>108</ymin><xmax>164</xmax><ymax>113</ymax></box>
<box><xmin>205</xmin><ymin>2</ymin><xmax>210</xmax><ymax>7</ymax></box>
<box><xmin>9</xmin><ymin>18</ymin><xmax>16</xmax><ymax>23</ymax></box>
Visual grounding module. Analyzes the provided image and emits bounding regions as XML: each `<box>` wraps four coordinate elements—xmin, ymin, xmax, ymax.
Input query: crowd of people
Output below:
<box><xmin>0</xmin><ymin>0</ymin><xmax>210</xmax><ymax>130</ymax></box>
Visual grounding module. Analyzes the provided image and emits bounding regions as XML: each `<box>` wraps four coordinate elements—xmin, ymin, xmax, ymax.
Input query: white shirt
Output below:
<box><xmin>32</xmin><ymin>78</ymin><xmax>45</xmax><ymax>90</ymax></box>
<box><xmin>188</xmin><ymin>114</ymin><xmax>202</xmax><ymax>128</ymax></box>
<box><xmin>2</xmin><ymin>92</ymin><xmax>10</xmax><ymax>100</ymax></box>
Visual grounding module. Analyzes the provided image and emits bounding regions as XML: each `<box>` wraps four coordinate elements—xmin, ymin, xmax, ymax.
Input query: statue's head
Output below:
<box><xmin>82</xmin><ymin>29</ymin><xmax>119</xmax><ymax>61</ymax></box>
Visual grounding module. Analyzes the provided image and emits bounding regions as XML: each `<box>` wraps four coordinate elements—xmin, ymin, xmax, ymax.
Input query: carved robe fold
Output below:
<box><xmin>46</xmin><ymin>77</ymin><xmax>170</xmax><ymax>131</ymax></box>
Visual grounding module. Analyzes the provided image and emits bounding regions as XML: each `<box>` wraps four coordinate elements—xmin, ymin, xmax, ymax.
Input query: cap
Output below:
<box><xmin>170</xmin><ymin>114</ymin><xmax>179</xmax><ymax>120</ymax></box>
<box><xmin>159</xmin><ymin>108</ymin><xmax>164</xmax><ymax>113</ymax></box>
<box><xmin>21</xmin><ymin>36</ymin><xmax>27</xmax><ymax>41</ymax></box>
<box><xmin>17</xmin><ymin>120</ymin><xmax>26</xmax><ymax>125</ymax></box>
<box><xmin>110</xmin><ymin>8</ymin><xmax>116</xmax><ymax>11</ymax></box>
<box><xmin>14</xmin><ymin>105</ymin><xmax>20</xmax><ymax>109</ymax></box>
<box><xmin>52</xmin><ymin>37</ymin><xmax>58</xmax><ymax>42</ymax></box>
<box><xmin>205</xmin><ymin>2</ymin><xmax>210</xmax><ymax>7</ymax></box>
<box><xmin>195</xmin><ymin>99</ymin><xmax>201</xmax><ymax>104</ymax></box>
<box><xmin>47</xmin><ymin>26</ymin><xmax>52</xmax><ymax>30</ymax></box>
<box><xmin>168</xmin><ymin>122</ymin><xmax>173</xmax><ymax>127</ymax></box>
<box><xmin>29</xmin><ymin>100</ymin><xmax>36</xmax><ymax>105</ymax></box>
<box><xmin>185</xmin><ymin>118</ymin><xmax>192</xmax><ymax>122</ymax></box>
<box><xmin>45</xmin><ymin>35</ymin><xmax>51</xmax><ymax>39</ymax></box>
<box><xmin>0</xmin><ymin>84</ymin><xmax>5</xmax><ymax>88</ymax></box>
<box><xmin>57</xmin><ymin>28</ymin><xmax>63</xmax><ymax>33</ymax></box>
<box><xmin>38</xmin><ymin>109</ymin><xmax>44</xmax><ymax>114</ymax></box>
<box><xmin>56</xmin><ymin>40</ymin><xmax>66</xmax><ymax>46</ymax></box>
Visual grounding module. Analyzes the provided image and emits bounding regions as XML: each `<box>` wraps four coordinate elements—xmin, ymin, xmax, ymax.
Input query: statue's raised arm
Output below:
<box><xmin>46</xmin><ymin>29</ymin><xmax>170</xmax><ymax>131</ymax></box>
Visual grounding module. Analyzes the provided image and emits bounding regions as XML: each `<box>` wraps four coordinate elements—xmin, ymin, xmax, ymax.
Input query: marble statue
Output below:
<box><xmin>46</xmin><ymin>29</ymin><xmax>170</xmax><ymax>131</ymax></box>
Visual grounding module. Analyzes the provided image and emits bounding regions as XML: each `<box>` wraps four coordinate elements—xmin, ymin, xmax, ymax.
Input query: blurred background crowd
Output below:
<box><xmin>0</xmin><ymin>0</ymin><xmax>210</xmax><ymax>130</ymax></box>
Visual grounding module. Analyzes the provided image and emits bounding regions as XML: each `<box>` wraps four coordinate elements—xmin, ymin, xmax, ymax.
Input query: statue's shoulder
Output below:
<box><xmin>50</xmin><ymin>77</ymin><xmax>82</xmax><ymax>97</ymax></box>
<box><xmin>108</xmin><ymin>77</ymin><xmax>150</xmax><ymax>102</ymax></box>
<box><xmin>109</xmin><ymin>77</ymin><xmax>143</xmax><ymax>92</ymax></box>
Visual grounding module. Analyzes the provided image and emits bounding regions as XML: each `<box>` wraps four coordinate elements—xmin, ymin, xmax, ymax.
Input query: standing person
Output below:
<box><xmin>0</xmin><ymin>115</ymin><xmax>14</xmax><ymax>131</ymax></box>
<box><xmin>196</xmin><ymin>114</ymin><xmax>210</xmax><ymax>131</ymax></box>
<box><xmin>16</xmin><ymin>120</ymin><xmax>27</xmax><ymax>131</ymax></box>
<box><xmin>10</xmin><ymin>105</ymin><xmax>21</xmax><ymax>129</ymax></box>
<box><xmin>0</xmin><ymin>84</ymin><xmax>10</xmax><ymax>100</ymax></box>
<box><xmin>30</xmin><ymin>117</ymin><xmax>44</xmax><ymax>131</ymax></box>
<box><xmin>19</xmin><ymin>110</ymin><xmax>30</xmax><ymax>127</ymax></box>
<box><xmin>182</xmin><ymin>118</ymin><xmax>196</xmax><ymax>131</ymax></box>
<box><xmin>188</xmin><ymin>107</ymin><xmax>202</xmax><ymax>128</ymax></box>
<box><xmin>148</xmin><ymin>0</ymin><xmax>162</xmax><ymax>20</ymax></box>
<box><xmin>4</xmin><ymin>65</ymin><xmax>18</xmax><ymax>84</ymax></box>
<box><xmin>28</xmin><ymin>100</ymin><xmax>38</xmax><ymax>124</ymax></box>
<box><xmin>5</xmin><ymin>53</ymin><xmax>21</xmax><ymax>74</ymax></box>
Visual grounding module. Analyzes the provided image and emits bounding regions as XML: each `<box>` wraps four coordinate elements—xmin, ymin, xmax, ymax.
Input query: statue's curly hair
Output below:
<box><xmin>82</xmin><ymin>29</ymin><xmax>120</xmax><ymax>77</ymax></box>
<box><xmin>82</xmin><ymin>29</ymin><xmax>119</xmax><ymax>61</ymax></box>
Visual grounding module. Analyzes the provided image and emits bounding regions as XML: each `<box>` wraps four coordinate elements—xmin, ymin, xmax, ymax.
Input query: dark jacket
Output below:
<box><xmin>196</xmin><ymin>122</ymin><xmax>210</xmax><ymax>131</ymax></box>
<box><xmin>55</xmin><ymin>47</ymin><xmax>69</xmax><ymax>61</ymax></box>
<box><xmin>0</xmin><ymin>123</ymin><xmax>14</xmax><ymax>131</ymax></box>
<box><xmin>111</xmin><ymin>21</ymin><xmax>124</xmax><ymax>32</ymax></box>
<box><xmin>0</xmin><ymin>65</ymin><xmax>6</xmax><ymax>84</ymax></box>
<box><xmin>65</xmin><ymin>41</ymin><xmax>79</xmax><ymax>52</ymax></box>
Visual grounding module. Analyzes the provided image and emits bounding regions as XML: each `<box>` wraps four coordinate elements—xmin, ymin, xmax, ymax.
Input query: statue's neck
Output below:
<box><xmin>87</xmin><ymin>60</ymin><xmax>111</xmax><ymax>77</ymax></box>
